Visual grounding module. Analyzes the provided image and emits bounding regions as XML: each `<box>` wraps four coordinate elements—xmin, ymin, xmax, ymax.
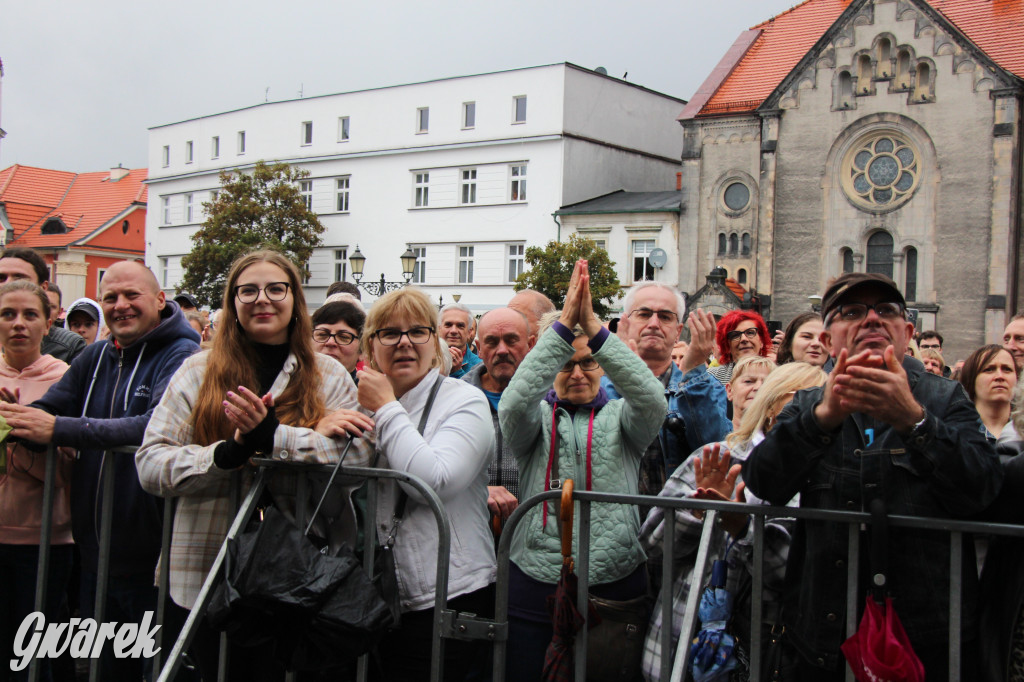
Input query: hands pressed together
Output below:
<box><xmin>558</xmin><ymin>259</ymin><xmax>603</xmax><ymax>338</ymax></box>
<box><xmin>814</xmin><ymin>345</ymin><xmax>924</xmax><ymax>433</ymax></box>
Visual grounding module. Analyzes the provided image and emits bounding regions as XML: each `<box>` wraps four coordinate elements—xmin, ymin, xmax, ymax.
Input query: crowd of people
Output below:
<box><xmin>2</xmin><ymin>246</ymin><xmax>1024</xmax><ymax>681</ymax></box>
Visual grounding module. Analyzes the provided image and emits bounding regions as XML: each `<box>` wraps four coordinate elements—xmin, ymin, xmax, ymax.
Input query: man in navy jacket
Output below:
<box><xmin>0</xmin><ymin>261</ymin><xmax>200</xmax><ymax>678</ymax></box>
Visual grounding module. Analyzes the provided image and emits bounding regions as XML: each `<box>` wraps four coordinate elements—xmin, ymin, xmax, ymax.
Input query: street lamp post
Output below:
<box><xmin>349</xmin><ymin>245</ymin><xmax>418</xmax><ymax>297</ymax></box>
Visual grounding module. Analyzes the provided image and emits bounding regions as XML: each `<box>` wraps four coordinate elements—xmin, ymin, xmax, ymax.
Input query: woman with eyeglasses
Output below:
<box><xmin>312</xmin><ymin>299</ymin><xmax>365</xmax><ymax>378</ymax></box>
<box><xmin>137</xmin><ymin>250</ymin><xmax>372</xmax><ymax>681</ymax></box>
<box><xmin>356</xmin><ymin>286</ymin><xmax>496</xmax><ymax>681</ymax></box>
<box><xmin>709</xmin><ymin>309</ymin><xmax>772</xmax><ymax>385</ymax></box>
<box><xmin>498</xmin><ymin>260</ymin><xmax>667</xmax><ymax>680</ymax></box>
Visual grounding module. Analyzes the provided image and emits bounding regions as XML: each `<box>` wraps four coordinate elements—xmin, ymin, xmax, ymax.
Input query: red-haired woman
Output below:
<box><xmin>137</xmin><ymin>249</ymin><xmax>372</xmax><ymax>680</ymax></box>
<box><xmin>708</xmin><ymin>310</ymin><xmax>771</xmax><ymax>385</ymax></box>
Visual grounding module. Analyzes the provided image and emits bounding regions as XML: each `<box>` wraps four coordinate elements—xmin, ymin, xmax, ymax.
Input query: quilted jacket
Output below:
<box><xmin>498</xmin><ymin>326</ymin><xmax>666</xmax><ymax>585</ymax></box>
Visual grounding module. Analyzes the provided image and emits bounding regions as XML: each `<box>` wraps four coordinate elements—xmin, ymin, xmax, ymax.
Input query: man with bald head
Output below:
<box><xmin>509</xmin><ymin>288</ymin><xmax>555</xmax><ymax>339</ymax></box>
<box><xmin>0</xmin><ymin>259</ymin><xmax>201</xmax><ymax>680</ymax></box>
<box><xmin>463</xmin><ymin>307</ymin><xmax>536</xmax><ymax>525</ymax></box>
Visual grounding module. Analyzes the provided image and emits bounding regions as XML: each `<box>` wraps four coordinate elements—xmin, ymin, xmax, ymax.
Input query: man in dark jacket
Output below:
<box><xmin>0</xmin><ymin>247</ymin><xmax>86</xmax><ymax>363</ymax></box>
<box><xmin>743</xmin><ymin>273</ymin><xmax>1002</xmax><ymax>679</ymax></box>
<box><xmin>0</xmin><ymin>260</ymin><xmax>200</xmax><ymax>679</ymax></box>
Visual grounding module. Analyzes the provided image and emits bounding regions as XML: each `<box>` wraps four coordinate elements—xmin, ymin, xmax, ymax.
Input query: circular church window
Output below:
<box><xmin>842</xmin><ymin>131</ymin><xmax>921</xmax><ymax>212</ymax></box>
<box><xmin>722</xmin><ymin>182</ymin><xmax>750</xmax><ymax>211</ymax></box>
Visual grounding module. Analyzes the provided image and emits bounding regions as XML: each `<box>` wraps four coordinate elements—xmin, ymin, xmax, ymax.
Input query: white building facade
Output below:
<box><xmin>145</xmin><ymin>63</ymin><xmax>685</xmax><ymax>310</ymax></box>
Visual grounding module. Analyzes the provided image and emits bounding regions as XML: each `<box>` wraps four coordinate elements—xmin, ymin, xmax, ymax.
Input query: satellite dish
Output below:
<box><xmin>648</xmin><ymin>248</ymin><xmax>668</xmax><ymax>269</ymax></box>
<box><xmin>594</xmin><ymin>66</ymin><xmax>608</xmax><ymax>75</ymax></box>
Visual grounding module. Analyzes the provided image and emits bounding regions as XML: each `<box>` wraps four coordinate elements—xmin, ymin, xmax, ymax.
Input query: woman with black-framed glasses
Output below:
<box><xmin>356</xmin><ymin>286</ymin><xmax>496</xmax><ymax>681</ymax></box>
<box><xmin>498</xmin><ymin>260</ymin><xmax>667</xmax><ymax>680</ymax></box>
<box><xmin>709</xmin><ymin>309</ymin><xmax>772</xmax><ymax>385</ymax></box>
<box><xmin>136</xmin><ymin>250</ymin><xmax>372</xmax><ymax>681</ymax></box>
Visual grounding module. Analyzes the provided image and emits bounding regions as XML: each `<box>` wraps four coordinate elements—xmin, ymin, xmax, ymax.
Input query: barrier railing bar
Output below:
<box><xmin>155</xmin><ymin>468</ymin><xmax>270</xmax><ymax>682</ymax></box>
<box><xmin>845</xmin><ymin>523</ymin><xmax>858</xmax><ymax>682</ymax></box>
<box><xmin>672</xmin><ymin>509</ymin><xmax>717</xmax><ymax>682</ymax></box>
<box><xmin>574</xmin><ymin>496</ymin><xmax>592</xmax><ymax>680</ymax></box>
<box><xmin>89</xmin><ymin>449</ymin><xmax>118</xmax><ymax>682</ymax></box>
<box><xmin>658</xmin><ymin>505</ymin><xmax>675</xmax><ymax>682</ymax></box>
<box><xmin>749</xmin><ymin>513</ymin><xmax>765</xmax><ymax>681</ymax></box>
<box><xmin>153</xmin><ymin>496</ymin><xmax>175</xmax><ymax>674</ymax></box>
<box><xmin>27</xmin><ymin>445</ymin><xmax>58</xmax><ymax>682</ymax></box>
<box><xmin>356</xmin><ymin>476</ymin><xmax>379</xmax><ymax>682</ymax></box>
<box><xmin>949</xmin><ymin>531</ymin><xmax>963</xmax><ymax>681</ymax></box>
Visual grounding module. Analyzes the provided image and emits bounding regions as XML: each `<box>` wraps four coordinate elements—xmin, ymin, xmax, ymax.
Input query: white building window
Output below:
<box><xmin>417</xmin><ymin>107</ymin><xmax>429</xmax><ymax>133</ymax></box>
<box><xmin>336</xmin><ymin>177</ymin><xmax>350</xmax><ymax>212</ymax></box>
<box><xmin>161</xmin><ymin>146</ymin><xmax>170</xmax><ymax>168</ymax></box>
<box><xmin>632</xmin><ymin>239</ymin><xmax>656</xmax><ymax>282</ymax></box>
<box><xmin>211</xmin><ymin>136</ymin><xmax>220</xmax><ymax>159</ymax></box>
<box><xmin>459</xmin><ymin>246</ymin><xmax>474</xmax><ymax>283</ymax></box>
<box><xmin>411</xmin><ymin>246</ymin><xmax>426</xmax><ymax>284</ymax></box>
<box><xmin>185</xmin><ymin>193</ymin><xmax>194</xmax><ymax>223</ymax></box>
<box><xmin>185</xmin><ymin>141</ymin><xmax>194</xmax><ymax>164</ymax></box>
<box><xmin>334</xmin><ymin>249</ymin><xmax>348</xmax><ymax>282</ymax></box>
<box><xmin>510</xmin><ymin>165</ymin><xmax>527</xmax><ymax>202</ymax></box>
<box><xmin>590</xmin><ymin>239</ymin><xmax>607</xmax><ymax>251</ymax></box>
<box><xmin>338</xmin><ymin>116</ymin><xmax>350</xmax><ymax>142</ymax></box>
<box><xmin>414</xmin><ymin>173</ymin><xmax>429</xmax><ymax>207</ymax></box>
<box><xmin>460</xmin><ymin>169</ymin><xmax>477</xmax><ymax>205</ymax></box>
<box><xmin>463</xmin><ymin>102</ymin><xmax>476</xmax><ymax>129</ymax></box>
<box><xmin>237</xmin><ymin>131</ymin><xmax>246</xmax><ymax>155</ymax></box>
<box><xmin>301</xmin><ymin>121</ymin><xmax>313</xmax><ymax>146</ymax></box>
<box><xmin>160</xmin><ymin>257</ymin><xmax>169</xmax><ymax>288</ymax></box>
<box><xmin>513</xmin><ymin>95</ymin><xmax>527</xmax><ymax>123</ymax></box>
<box><xmin>508</xmin><ymin>244</ymin><xmax>525</xmax><ymax>283</ymax></box>
<box><xmin>161</xmin><ymin>196</ymin><xmax>171</xmax><ymax>225</ymax></box>
<box><xmin>300</xmin><ymin>180</ymin><xmax>313</xmax><ymax>210</ymax></box>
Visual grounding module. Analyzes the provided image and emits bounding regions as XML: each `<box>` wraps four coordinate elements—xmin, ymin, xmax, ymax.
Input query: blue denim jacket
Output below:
<box><xmin>743</xmin><ymin>359</ymin><xmax>1002</xmax><ymax>669</ymax></box>
<box><xmin>602</xmin><ymin>363</ymin><xmax>730</xmax><ymax>475</ymax></box>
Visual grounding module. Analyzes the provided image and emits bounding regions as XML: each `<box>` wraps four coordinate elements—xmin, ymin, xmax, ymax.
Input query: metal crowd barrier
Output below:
<box><xmin>24</xmin><ymin>444</ymin><xmax>1024</xmax><ymax>682</ymax></box>
<box><xmin>490</xmin><ymin>487</ymin><xmax>1024</xmax><ymax>682</ymax></box>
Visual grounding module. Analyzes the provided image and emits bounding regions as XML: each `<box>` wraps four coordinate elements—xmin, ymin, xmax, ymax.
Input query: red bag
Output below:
<box><xmin>841</xmin><ymin>596</ymin><xmax>925</xmax><ymax>682</ymax></box>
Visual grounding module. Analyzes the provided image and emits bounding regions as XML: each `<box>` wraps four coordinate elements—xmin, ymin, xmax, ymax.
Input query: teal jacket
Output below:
<box><xmin>498</xmin><ymin>325</ymin><xmax>666</xmax><ymax>585</ymax></box>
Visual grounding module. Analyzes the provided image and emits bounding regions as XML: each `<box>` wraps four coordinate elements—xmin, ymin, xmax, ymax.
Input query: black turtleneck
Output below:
<box><xmin>213</xmin><ymin>341</ymin><xmax>289</xmax><ymax>469</ymax></box>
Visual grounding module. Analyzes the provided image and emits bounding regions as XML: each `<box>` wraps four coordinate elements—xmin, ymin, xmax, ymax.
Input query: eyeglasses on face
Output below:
<box><xmin>234</xmin><ymin>282</ymin><xmax>290</xmax><ymax>303</ymax></box>
<box><xmin>313</xmin><ymin>328</ymin><xmax>359</xmax><ymax>345</ymax></box>
<box><xmin>374</xmin><ymin>326</ymin><xmax>434</xmax><ymax>346</ymax></box>
<box><xmin>726</xmin><ymin>328</ymin><xmax>760</xmax><ymax>342</ymax></box>
<box><xmin>558</xmin><ymin>357</ymin><xmax>600</xmax><ymax>373</ymax></box>
<box><xmin>628</xmin><ymin>308</ymin><xmax>678</xmax><ymax>324</ymax></box>
<box><xmin>829</xmin><ymin>302</ymin><xmax>905</xmax><ymax>323</ymax></box>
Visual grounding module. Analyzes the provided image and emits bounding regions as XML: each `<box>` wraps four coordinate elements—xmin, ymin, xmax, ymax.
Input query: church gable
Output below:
<box><xmin>764</xmin><ymin>0</ymin><xmax>1018</xmax><ymax>114</ymax></box>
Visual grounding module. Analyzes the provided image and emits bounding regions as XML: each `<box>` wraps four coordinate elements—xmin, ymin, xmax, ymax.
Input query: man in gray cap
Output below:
<box><xmin>743</xmin><ymin>272</ymin><xmax>1000</xmax><ymax>679</ymax></box>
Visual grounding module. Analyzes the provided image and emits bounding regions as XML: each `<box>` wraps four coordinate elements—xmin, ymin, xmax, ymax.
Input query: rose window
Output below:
<box><xmin>843</xmin><ymin>133</ymin><xmax>920</xmax><ymax>212</ymax></box>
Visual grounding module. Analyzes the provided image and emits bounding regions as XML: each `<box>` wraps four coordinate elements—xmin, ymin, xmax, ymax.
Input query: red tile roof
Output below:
<box><xmin>696</xmin><ymin>0</ymin><xmax>1023</xmax><ymax>117</ymax></box>
<box><xmin>0</xmin><ymin>164</ymin><xmax>147</xmax><ymax>250</ymax></box>
<box><xmin>725</xmin><ymin>278</ymin><xmax>747</xmax><ymax>298</ymax></box>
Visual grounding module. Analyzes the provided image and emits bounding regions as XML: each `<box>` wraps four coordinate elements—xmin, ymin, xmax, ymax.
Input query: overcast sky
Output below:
<box><xmin>0</xmin><ymin>0</ymin><xmax>799</xmax><ymax>173</ymax></box>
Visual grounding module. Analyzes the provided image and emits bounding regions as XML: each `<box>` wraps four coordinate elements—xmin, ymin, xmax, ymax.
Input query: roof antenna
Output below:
<box><xmin>265</xmin><ymin>87</ymin><xmax>270</xmax><ymax>102</ymax></box>
<box><xmin>298</xmin><ymin>83</ymin><xmax>304</xmax><ymax>98</ymax></box>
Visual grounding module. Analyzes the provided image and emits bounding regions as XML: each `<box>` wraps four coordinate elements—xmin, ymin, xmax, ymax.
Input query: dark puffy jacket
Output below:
<box><xmin>32</xmin><ymin>302</ymin><xmax>200</xmax><ymax>576</ymax></box>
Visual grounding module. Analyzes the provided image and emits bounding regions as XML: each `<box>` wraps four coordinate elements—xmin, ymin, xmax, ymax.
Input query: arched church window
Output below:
<box><xmin>718</xmin><ymin>233</ymin><xmax>727</xmax><ymax>256</ymax></box>
<box><xmin>876</xmin><ymin>38</ymin><xmax>892</xmax><ymax>78</ymax></box>
<box><xmin>841</xmin><ymin>248</ymin><xmax>854</xmax><ymax>273</ymax></box>
<box><xmin>896</xmin><ymin>50</ymin><xmax>913</xmax><ymax>89</ymax></box>
<box><xmin>737</xmin><ymin>268</ymin><xmax>747</xmax><ymax>286</ymax></box>
<box><xmin>914</xmin><ymin>62</ymin><xmax>932</xmax><ymax>101</ymax></box>
<box><xmin>904</xmin><ymin>247</ymin><xmax>917</xmax><ymax>301</ymax></box>
<box><xmin>729</xmin><ymin>233</ymin><xmax>738</xmax><ymax>257</ymax></box>
<box><xmin>857</xmin><ymin>54</ymin><xmax>873</xmax><ymax>95</ymax></box>
<box><xmin>837</xmin><ymin>71</ymin><xmax>854</xmax><ymax>109</ymax></box>
<box><xmin>741</xmin><ymin>233</ymin><xmax>751</xmax><ymax>256</ymax></box>
<box><xmin>842</xmin><ymin>131</ymin><xmax>921</xmax><ymax>212</ymax></box>
<box><xmin>866</xmin><ymin>231</ymin><xmax>894</xmax><ymax>278</ymax></box>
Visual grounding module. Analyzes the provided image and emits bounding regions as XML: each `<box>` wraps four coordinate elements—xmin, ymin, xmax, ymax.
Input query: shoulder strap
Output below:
<box><xmin>395</xmin><ymin>374</ymin><xmax>445</xmax><ymax>519</ymax></box>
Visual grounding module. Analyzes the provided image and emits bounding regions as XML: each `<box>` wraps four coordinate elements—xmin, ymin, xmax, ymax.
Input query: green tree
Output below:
<box><xmin>179</xmin><ymin>161</ymin><xmax>326</xmax><ymax>307</ymax></box>
<box><xmin>514</xmin><ymin>233</ymin><xmax>621</xmax><ymax>317</ymax></box>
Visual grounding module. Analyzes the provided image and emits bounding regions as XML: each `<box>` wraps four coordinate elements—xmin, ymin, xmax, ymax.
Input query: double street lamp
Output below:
<box><xmin>349</xmin><ymin>245</ymin><xmax>418</xmax><ymax>297</ymax></box>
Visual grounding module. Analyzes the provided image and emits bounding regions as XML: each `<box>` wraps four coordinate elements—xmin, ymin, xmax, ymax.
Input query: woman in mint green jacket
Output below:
<box><xmin>498</xmin><ymin>260</ymin><xmax>667</xmax><ymax>679</ymax></box>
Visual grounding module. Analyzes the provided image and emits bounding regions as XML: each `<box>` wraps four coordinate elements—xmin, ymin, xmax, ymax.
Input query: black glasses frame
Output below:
<box><xmin>234</xmin><ymin>282</ymin><xmax>291</xmax><ymax>304</ymax></box>
<box><xmin>374</xmin><ymin>326</ymin><xmax>435</xmax><ymax>346</ymax></box>
<box><xmin>313</xmin><ymin>329</ymin><xmax>360</xmax><ymax>345</ymax></box>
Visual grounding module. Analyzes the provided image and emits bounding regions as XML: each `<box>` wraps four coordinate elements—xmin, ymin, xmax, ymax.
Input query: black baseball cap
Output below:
<box><xmin>173</xmin><ymin>293</ymin><xmax>199</xmax><ymax>309</ymax></box>
<box><xmin>67</xmin><ymin>301</ymin><xmax>100</xmax><ymax>321</ymax></box>
<box><xmin>821</xmin><ymin>273</ymin><xmax>906</xmax><ymax>322</ymax></box>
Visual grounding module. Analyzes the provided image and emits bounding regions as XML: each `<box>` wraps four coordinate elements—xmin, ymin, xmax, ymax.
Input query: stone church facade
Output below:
<box><xmin>677</xmin><ymin>0</ymin><xmax>1023</xmax><ymax>361</ymax></box>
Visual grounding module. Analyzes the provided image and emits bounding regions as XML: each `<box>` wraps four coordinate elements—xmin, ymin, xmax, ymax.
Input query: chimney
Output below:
<box><xmin>676</xmin><ymin>172</ymin><xmax>682</xmax><ymax>191</ymax></box>
<box><xmin>109</xmin><ymin>164</ymin><xmax>129</xmax><ymax>182</ymax></box>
